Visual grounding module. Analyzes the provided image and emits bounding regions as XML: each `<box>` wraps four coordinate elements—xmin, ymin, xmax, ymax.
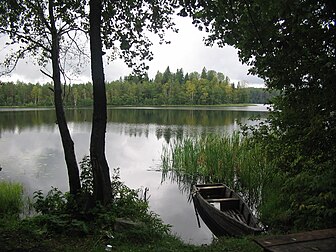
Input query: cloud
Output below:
<box><xmin>0</xmin><ymin>16</ymin><xmax>264</xmax><ymax>86</ymax></box>
<box><xmin>145</xmin><ymin>16</ymin><xmax>263</xmax><ymax>85</ymax></box>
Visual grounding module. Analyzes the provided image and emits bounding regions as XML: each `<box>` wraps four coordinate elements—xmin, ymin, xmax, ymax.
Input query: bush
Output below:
<box><xmin>248</xmin><ymin>120</ymin><xmax>336</xmax><ymax>232</ymax></box>
<box><xmin>29</xmin><ymin>156</ymin><xmax>170</xmax><ymax>242</ymax></box>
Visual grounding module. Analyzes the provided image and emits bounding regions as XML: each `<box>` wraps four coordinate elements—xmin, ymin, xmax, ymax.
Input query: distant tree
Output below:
<box><xmin>217</xmin><ymin>72</ymin><xmax>225</xmax><ymax>82</ymax></box>
<box><xmin>207</xmin><ymin>70</ymin><xmax>217</xmax><ymax>82</ymax></box>
<box><xmin>200</xmin><ymin>67</ymin><xmax>207</xmax><ymax>79</ymax></box>
<box><xmin>184</xmin><ymin>73</ymin><xmax>190</xmax><ymax>82</ymax></box>
<box><xmin>185</xmin><ymin>80</ymin><xmax>196</xmax><ymax>104</ymax></box>
<box><xmin>154</xmin><ymin>71</ymin><xmax>163</xmax><ymax>84</ymax></box>
<box><xmin>198</xmin><ymin>78</ymin><xmax>209</xmax><ymax>104</ymax></box>
<box><xmin>31</xmin><ymin>85</ymin><xmax>41</xmax><ymax>105</ymax></box>
<box><xmin>162</xmin><ymin>66</ymin><xmax>172</xmax><ymax>84</ymax></box>
<box><xmin>175</xmin><ymin>68</ymin><xmax>184</xmax><ymax>84</ymax></box>
<box><xmin>189</xmin><ymin>71</ymin><xmax>200</xmax><ymax>80</ymax></box>
<box><xmin>72</xmin><ymin>87</ymin><xmax>79</xmax><ymax>107</ymax></box>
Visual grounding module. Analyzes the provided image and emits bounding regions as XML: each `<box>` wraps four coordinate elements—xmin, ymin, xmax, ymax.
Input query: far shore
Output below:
<box><xmin>0</xmin><ymin>103</ymin><xmax>268</xmax><ymax>110</ymax></box>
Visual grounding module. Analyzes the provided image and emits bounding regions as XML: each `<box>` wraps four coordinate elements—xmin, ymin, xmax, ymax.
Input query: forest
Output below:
<box><xmin>0</xmin><ymin>67</ymin><xmax>275</xmax><ymax>107</ymax></box>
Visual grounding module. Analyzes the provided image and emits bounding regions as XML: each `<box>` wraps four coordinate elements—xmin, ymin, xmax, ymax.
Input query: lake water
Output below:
<box><xmin>0</xmin><ymin>105</ymin><xmax>268</xmax><ymax>244</ymax></box>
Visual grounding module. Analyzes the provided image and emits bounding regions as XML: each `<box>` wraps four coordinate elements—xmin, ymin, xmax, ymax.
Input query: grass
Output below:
<box><xmin>0</xmin><ymin>181</ymin><xmax>24</xmax><ymax>217</ymax></box>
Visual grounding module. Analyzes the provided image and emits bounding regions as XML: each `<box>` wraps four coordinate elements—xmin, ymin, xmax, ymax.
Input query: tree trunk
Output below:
<box><xmin>89</xmin><ymin>0</ymin><xmax>112</xmax><ymax>205</ymax></box>
<box><xmin>49</xmin><ymin>0</ymin><xmax>81</xmax><ymax>196</ymax></box>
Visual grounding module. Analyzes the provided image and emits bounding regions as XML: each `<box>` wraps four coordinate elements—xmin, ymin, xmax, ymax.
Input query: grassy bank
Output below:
<box><xmin>0</xmin><ymin>219</ymin><xmax>262</xmax><ymax>252</ymax></box>
<box><xmin>0</xmin><ymin>178</ymin><xmax>262</xmax><ymax>251</ymax></box>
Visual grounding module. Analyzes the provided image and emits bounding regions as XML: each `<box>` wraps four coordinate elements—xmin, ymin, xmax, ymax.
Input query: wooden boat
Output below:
<box><xmin>192</xmin><ymin>183</ymin><xmax>263</xmax><ymax>237</ymax></box>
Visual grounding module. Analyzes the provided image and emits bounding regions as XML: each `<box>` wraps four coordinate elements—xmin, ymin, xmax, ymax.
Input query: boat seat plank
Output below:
<box><xmin>206</xmin><ymin>198</ymin><xmax>239</xmax><ymax>203</ymax></box>
<box><xmin>197</xmin><ymin>185</ymin><xmax>226</xmax><ymax>190</ymax></box>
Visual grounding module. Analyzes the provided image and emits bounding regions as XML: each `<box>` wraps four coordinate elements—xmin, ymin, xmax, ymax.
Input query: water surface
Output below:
<box><xmin>0</xmin><ymin>105</ymin><xmax>268</xmax><ymax>244</ymax></box>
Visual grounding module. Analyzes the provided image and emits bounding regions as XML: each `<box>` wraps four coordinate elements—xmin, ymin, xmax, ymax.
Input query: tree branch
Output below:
<box><xmin>40</xmin><ymin>69</ymin><xmax>52</xmax><ymax>79</ymax></box>
<box><xmin>0</xmin><ymin>46</ymin><xmax>33</xmax><ymax>77</ymax></box>
<box><xmin>0</xmin><ymin>27</ymin><xmax>51</xmax><ymax>53</ymax></box>
<box><xmin>64</xmin><ymin>30</ymin><xmax>90</xmax><ymax>59</ymax></box>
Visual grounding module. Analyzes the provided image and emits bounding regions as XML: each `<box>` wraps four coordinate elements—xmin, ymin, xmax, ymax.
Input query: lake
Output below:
<box><xmin>0</xmin><ymin>105</ymin><xmax>268</xmax><ymax>244</ymax></box>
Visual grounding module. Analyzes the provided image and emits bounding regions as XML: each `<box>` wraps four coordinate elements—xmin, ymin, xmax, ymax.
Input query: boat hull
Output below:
<box><xmin>192</xmin><ymin>184</ymin><xmax>262</xmax><ymax>237</ymax></box>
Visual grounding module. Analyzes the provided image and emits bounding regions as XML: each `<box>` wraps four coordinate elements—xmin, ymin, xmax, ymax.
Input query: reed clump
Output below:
<box><xmin>0</xmin><ymin>181</ymin><xmax>24</xmax><ymax>217</ymax></box>
<box><xmin>162</xmin><ymin>133</ymin><xmax>275</xmax><ymax>209</ymax></box>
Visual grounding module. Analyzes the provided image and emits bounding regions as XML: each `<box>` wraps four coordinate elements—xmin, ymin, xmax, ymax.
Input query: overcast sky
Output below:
<box><xmin>0</xmin><ymin>16</ymin><xmax>264</xmax><ymax>87</ymax></box>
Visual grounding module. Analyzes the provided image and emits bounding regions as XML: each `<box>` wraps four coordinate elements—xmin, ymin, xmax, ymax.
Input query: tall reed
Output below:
<box><xmin>0</xmin><ymin>181</ymin><xmax>24</xmax><ymax>217</ymax></box>
<box><xmin>161</xmin><ymin>132</ymin><xmax>275</xmax><ymax>210</ymax></box>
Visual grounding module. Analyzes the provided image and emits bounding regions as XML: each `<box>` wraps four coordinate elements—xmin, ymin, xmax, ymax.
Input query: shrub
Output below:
<box><xmin>29</xmin><ymin>156</ymin><xmax>170</xmax><ymax>241</ymax></box>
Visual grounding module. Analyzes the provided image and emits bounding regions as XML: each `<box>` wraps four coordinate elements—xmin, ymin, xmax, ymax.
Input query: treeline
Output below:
<box><xmin>0</xmin><ymin>67</ymin><xmax>276</xmax><ymax>107</ymax></box>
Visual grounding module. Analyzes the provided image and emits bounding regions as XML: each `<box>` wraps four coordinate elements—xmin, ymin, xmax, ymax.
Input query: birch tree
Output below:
<box><xmin>0</xmin><ymin>0</ymin><xmax>85</xmax><ymax>195</ymax></box>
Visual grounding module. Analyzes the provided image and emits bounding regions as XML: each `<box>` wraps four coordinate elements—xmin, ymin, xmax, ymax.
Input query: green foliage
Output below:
<box><xmin>241</xmin><ymin>119</ymin><xmax>336</xmax><ymax>231</ymax></box>
<box><xmin>32</xmin><ymin>187</ymin><xmax>89</xmax><ymax>235</ymax></box>
<box><xmin>28</xmin><ymin>212</ymin><xmax>90</xmax><ymax>236</ymax></box>
<box><xmin>0</xmin><ymin>166</ymin><xmax>261</xmax><ymax>251</ymax></box>
<box><xmin>181</xmin><ymin>1</ymin><xmax>335</xmax><ymax>92</ymax></box>
<box><xmin>79</xmin><ymin>155</ymin><xmax>94</xmax><ymax>195</ymax></box>
<box><xmin>0</xmin><ymin>81</ymin><xmax>54</xmax><ymax>107</ymax></box>
<box><xmin>162</xmin><ymin>126</ymin><xmax>336</xmax><ymax>231</ymax></box>
<box><xmin>0</xmin><ymin>214</ymin><xmax>106</xmax><ymax>251</ymax></box>
<box><xmin>257</xmin><ymin>171</ymin><xmax>289</xmax><ymax>231</ymax></box>
<box><xmin>257</xmin><ymin>160</ymin><xmax>336</xmax><ymax>232</ymax></box>
<box><xmin>279</xmin><ymin>161</ymin><xmax>336</xmax><ymax>230</ymax></box>
<box><xmin>33</xmin><ymin>187</ymin><xmax>70</xmax><ymax>215</ymax></box>
<box><xmin>0</xmin><ymin>181</ymin><xmax>24</xmax><ymax>218</ymax></box>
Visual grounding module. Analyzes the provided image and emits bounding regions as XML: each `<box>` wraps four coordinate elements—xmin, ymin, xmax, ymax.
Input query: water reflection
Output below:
<box><xmin>0</xmin><ymin>106</ymin><xmax>267</xmax><ymax>244</ymax></box>
<box><xmin>0</xmin><ymin>106</ymin><xmax>267</xmax><ymax>143</ymax></box>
